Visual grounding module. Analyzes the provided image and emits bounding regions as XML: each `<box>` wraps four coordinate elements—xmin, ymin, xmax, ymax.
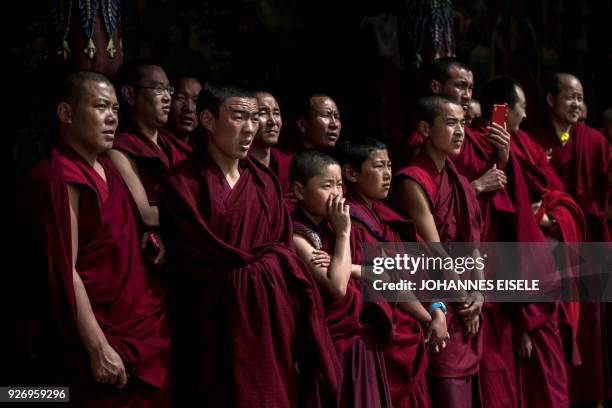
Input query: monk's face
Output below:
<box><xmin>433</xmin><ymin>65</ymin><xmax>473</xmax><ymax>111</ymax></box>
<box><xmin>506</xmin><ymin>85</ymin><xmax>527</xmax><ymax>133</ymax></box>
<box><xmin>132</xmin><ymin>65</ymin><xmax>172</xmax><ymax>128</ymax></box>
<box><xmin>253</xmin><ymin>92</ymin><xmax>282</xmax><ymax>147</ymax></box>
<box><xmin>426</xmin><ymin>102</ymin><xmax>465</xmax><ymax>156</ymax></box>
<box><xmin>168</xmin><ymin>77</ymin><xmax>201</xmax><ymax>134</ymax></box>
<box><xmin>67</xmin><ymin>80</ymin><xmax>119</xmax><ymax>153</ymax></box>
<box><xmin>296</xmin><ymin>164</ymin><xmax>343</xmax><ymax>218</ymax></box>
<box><xmin>203</xmin><ymin>97</ymin><xmax>259</xmax><ymax>160</ymax></box>
<box><xmin>345</xmin><ymin>149</ymin><xmax>392</xmax><ymax>201</ymax></box>
<box><xmin>299</xmin><ymin>96</ymin><xmax>341</xmax><ymax>150</ymax></box>
<box><xmin>548</xmin><ymin>75</ymin><xmax>583</xmax><ymax>126</ymax></box>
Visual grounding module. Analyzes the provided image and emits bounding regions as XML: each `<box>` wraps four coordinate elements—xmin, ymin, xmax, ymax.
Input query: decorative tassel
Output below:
<box><xmin>84</xmin><ymin>38</ymin><xmax>96</xmax><ymax>59</ymax></box>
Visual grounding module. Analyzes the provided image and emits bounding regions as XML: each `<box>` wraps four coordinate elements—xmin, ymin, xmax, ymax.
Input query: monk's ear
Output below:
<box><xmin>342</xmin><ymin>164</ymin><xmax>359</xmax><ymax>183</ymax></box>
<box><xmin>545</xmin><ymin>93</ymin><xmax>554</xmax><ymax>110</ymax></box>
<box><xmin>296</xmin><ymin>116</ymin><xmax>307</xmax><ymax>134</ymax></box>
<box><xmin>57</xmin><ymin>102</ymin><xmax>72</xmax><ymax>124</ymax></box>
<box><xmin>121</xmin><ymin>85</ymin><xmax>136</xmax><ymax>106</ymax></box>
<box><xmin>200</xmin><ymin>109</ymin><xmax>215</xmax><ymax>133</ymax></box>
<box><xmin>417</xmin><ymin>120</ymin><xmax>430</xmax><ymax>138</ymax></box>
<box><xmin>292</xmin><ymin>181</ymin><xmax>305</xmax><ymax>201</ymax></box>
<box><xmin>430</xmin><ymin>79</ymin><xmax>441</xmax><ymax>94</ymax></box>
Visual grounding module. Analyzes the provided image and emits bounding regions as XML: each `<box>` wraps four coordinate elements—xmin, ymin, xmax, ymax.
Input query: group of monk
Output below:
<box><xmin>15</xmin><ymin>56</ymin><xmax>610</xmax><ymax>407</ymax></box>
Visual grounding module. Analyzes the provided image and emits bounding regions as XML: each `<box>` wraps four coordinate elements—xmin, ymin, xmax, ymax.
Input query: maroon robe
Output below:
<box><xmin>292</xmin><ymin>206</ymin><xmax>393</xmax><ymax>407</ymax></box>
<box><xmin>530</xmin><ymin>122</ymin><xmax>610</xmax><ymax>242</ymax></box>
<box><xmin>270</xmin><ymin>147</ymin><xmax>293</xmax><ymax>197</ymax></box>
<box><xmin>468</xmin><ymin>120</ymin><xmax>568</xmax><ymax>408</ymax></box>
<box><xmin>157</xmin><ymin>153</ymin><xmax>341</xmax><ymax>407</ymax></box>
<box><xmin>20</xmin><ymin>143</ymin><xmax>171</xmax><ymax>406</ymax></box>
<box><xmin>113</xmin><ymin>128</ymin><xmax>192</xmax><ymax>205</ymax></box>
<box><xmin>346</xmin><ymin>191</ymin><xmax>430</xmax><ymax>408</ymax></box>
<box><xmin>394</xmin><ymin>150</ymin><xmax>483</xmax><ymax>408</ymax></box>
<box><xmin>531</xmin><ymin>121</ymin><xmax>612</xmax><ymax>403</ymax></box>
<box><xmin>511</xmin><ymin>128</ymin><xmax>586</xmax><ymax>365</ymax></box>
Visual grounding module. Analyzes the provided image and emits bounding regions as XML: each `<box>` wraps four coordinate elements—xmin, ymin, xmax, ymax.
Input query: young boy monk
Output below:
<box><xmin>394</xmin><ymin>95</ymin><xmax>484</xmax><ymax>408</ymax></box>
<box><xmin>290</xmin><ymin>150</ymin><xmax>393</xmax><ymax>407</ymax></box>
<box><xmin>335</xmin><ymin>137</ymin><xmax>440</xmax><ymax>407</ymax></box>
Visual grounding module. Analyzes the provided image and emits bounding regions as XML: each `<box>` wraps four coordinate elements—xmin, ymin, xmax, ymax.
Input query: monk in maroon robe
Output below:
<box><xmin>336</xmin><ymin>138</ymin><xmax>431</xmax><ymax>407</ymax></box>
<box><xmin>530</xmin><ymin>72</ymin><xmax>611</xmax><ymax>406</ymax></box>
<box><xmin>394</xmin><ymin>96</ymin><xmax>483</xmax><ymax>408</ymax></box>
<box><xmin>467</xmin><ymin>117</ymin><xmax>568</xmax><ymax>408</ymax></box>
<box><xmin>289</xmin><ymin>150</ymin><xmax>394</xmax><ymax>407</ymax></box>
<box><xmin>480</xmin><ymin>76</ymin><xmax>586</xmax><ymax>366</ymax></box>
<box><xmin>109</xmin><ymin>60</ymin><xmax>192</xmax><ymax>232</ymax></box>
<box><xmin>20</xmin><ymin>71</ymin><xmax>171</xmax><ymax>407</ymax></box>
<box><xmin>157</xmin><ymin>84</ymin><xmax>340</xmax><ymax>407</ymax></box>
<box><xmin>248</xmin><ymin>91</ymin><xmax>293</xmax><ymax>201</ymax></box>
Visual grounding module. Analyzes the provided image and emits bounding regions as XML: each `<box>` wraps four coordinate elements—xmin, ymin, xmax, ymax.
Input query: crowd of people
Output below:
<box><xmin>15</xmin><ymin>57</ymin><xmax>611</xmax><ymax>407</ymax></box>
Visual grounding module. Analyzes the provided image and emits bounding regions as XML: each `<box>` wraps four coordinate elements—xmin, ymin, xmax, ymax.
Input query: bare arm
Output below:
<box><xmin>68</xmin><ymin>185</ymin><xmax>127</xmax><ymax>388</ymax></box>
<box><xmin>397</xmin><ymin>179</ymin><xmax>441</xmax><ymax>242</ymax></box>
<box><xmin>398</xmin><ymin>301</ymin><xmax>432</xmax><ymax>324</ymax></box>
<box><xmin>107</xmin><ymin>149</ymin><xmax>159</xmax><ymax>227</ymax></box>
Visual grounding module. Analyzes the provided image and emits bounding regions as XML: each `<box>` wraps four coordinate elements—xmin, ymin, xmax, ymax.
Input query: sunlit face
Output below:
<box><xmin>506</xmin><ymin>85</ymin><xmax>527</xmax><ymax>133</ymax></box>
<box><xmin>300</xmin><ymin>96</ymin><xmax>341</xmax><ymax>150</ymax></box>
<box><xmin>346</xmin><ymin>149</ymin><xmax>392</xmax><ymax>201</ymax></box>
<box><xmin>66</xmin><ymin>80</ymin><xmax>119</xmax><ymax>153</ymax></box>
<box><xmin>203</xmin><ymin>97</ymin><xmax>259</xmax><ymax>160</ymax></box>
<box><xmin>295</xmin><ymin>164</ymin><xmax>343</xmax><ymax>218</ymax></box>
<box><xmin>168</xmin><ymin>77</ymin><xmax>201</xmax><ymax>134</ymax></box>
<box><xmin>253</xmin><ymin>92</ymin><xmax>282</xmax><ymax>147</ymax></box>
<box><xmin>548</xmin><ymin>74</ymin><xmax>584</xmax><ymax>126</ymax></box>
<box><xmin>132</xmin><ymin>65</ymin><xmax>172</xmax><ymax>128</ymax></box>
<box><xmin>434</xmin><ymin>65</ymin><xmax>474</xmax><ymax>111</ymax></box>
<box><xmin>423</xmin><ymin>102</ymin><xmax>465</xmax><ymax>156</ymax></box>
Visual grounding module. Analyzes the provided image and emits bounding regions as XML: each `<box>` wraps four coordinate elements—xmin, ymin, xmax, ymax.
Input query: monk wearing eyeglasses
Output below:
<box><xmin>108</xmin><ymin>60</ymin><xmax>192</xmax><ymax>264</ymax></box>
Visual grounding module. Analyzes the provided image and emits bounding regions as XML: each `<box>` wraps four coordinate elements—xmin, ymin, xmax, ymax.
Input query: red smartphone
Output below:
<box><xmin>490</xmin><ymin>104</ymin><xmax>508</xmax><ymax>127</ymax></box>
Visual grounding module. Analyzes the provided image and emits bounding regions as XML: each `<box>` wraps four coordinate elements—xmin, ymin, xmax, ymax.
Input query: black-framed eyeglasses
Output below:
<box><xmin>136</xmin><ymin>85</ymin><xmax>175</xmax><ymax>96</ymax></box>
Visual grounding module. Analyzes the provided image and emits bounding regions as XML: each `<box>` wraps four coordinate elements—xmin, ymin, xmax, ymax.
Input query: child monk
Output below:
<box><xmin>336</xmin><ymin>137</ymin><xmax>439</xmax><ymax>407</ymax></box>
<box><xmin>290</xmin><ymin>150</ymin><xmax>393</xmax><ymax>407</ymax></box>
<box><xmin>394</xmin><ymin>95</ymin><xmax>484</xmax><ymax>408</ymax></box>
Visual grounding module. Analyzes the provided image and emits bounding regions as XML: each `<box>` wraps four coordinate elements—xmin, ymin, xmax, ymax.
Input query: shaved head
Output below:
<box><xmin>545</xmin><ymin>72</ymin><xmax>581</xmax><ymax>97</ymax></box>
<box><xmin>290</xmin><ymin>150</ymin><xmax>339</xmax><ymax>185</ymax></box>
<box><xmin>61</xmin><ymin>70</ymin><xmax>114</xmax><ymax>105</ymax></box>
